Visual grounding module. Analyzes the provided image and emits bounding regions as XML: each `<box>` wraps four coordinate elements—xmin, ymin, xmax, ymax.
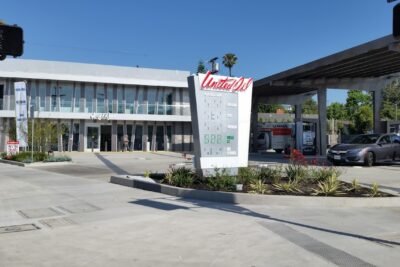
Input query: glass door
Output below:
<box><xmin>134</xmin><ymin>125</ymin><xmax>143</xmax><ymax>151</ymax></box>
<box><xmin>156</xmin><ymin>125</ymin><xmax>164</xmax><ymax>151</ymax></box>
<box><xmin>86</xmin><ymin>126</ymin><xmax>100</xmax><ymax>152</ymax></box>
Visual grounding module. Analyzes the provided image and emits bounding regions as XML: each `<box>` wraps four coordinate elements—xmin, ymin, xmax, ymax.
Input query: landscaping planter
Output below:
<box><xmin>110</xmin><ymin>175</ymin><xmax>400</xmax><ymax>208</ymax></box>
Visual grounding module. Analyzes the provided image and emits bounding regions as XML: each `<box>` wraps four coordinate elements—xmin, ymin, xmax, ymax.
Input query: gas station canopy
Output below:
<box><xmin>254</xmin><ymin>34</ymin><xmax>400</xmax><ymax>96</ymax></box>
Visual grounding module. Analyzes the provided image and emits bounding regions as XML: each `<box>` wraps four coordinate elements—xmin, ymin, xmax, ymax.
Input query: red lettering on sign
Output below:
<box><xmin>200</xmin><ymin>71</ymin><xmax>253</xmax><ymax>92</ymax></box>
<box><xmin>271</xmin><ymin>128</ymin><xmax>292</xmax><ymax>136</ymax></box>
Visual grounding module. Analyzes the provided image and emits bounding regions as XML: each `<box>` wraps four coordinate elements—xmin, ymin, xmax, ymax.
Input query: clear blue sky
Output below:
<box><xmin>1</xmin><ymin>0</ymin><xmax>396</xmax><ymax>103</ymax></box>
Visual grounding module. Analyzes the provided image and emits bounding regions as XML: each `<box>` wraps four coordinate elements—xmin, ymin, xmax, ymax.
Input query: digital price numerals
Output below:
<box><xmin>203</xmin><ymin>134</ymin><xmax>234</xmax><ymax>144</ymax></box>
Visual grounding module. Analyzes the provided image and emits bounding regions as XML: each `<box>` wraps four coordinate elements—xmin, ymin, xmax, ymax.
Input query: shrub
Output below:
<box><xmin>163</xmin><ymin>167</ymin><xmax>194</xmax><ymax>188</ymax></box>
<box><xmin>347</xmin><ymin>179</ymin><xmax>361</xmax><ymax>193</ymax></box>
<box><xmin>249</xmin><ymin>179</ymin><xmax>269</xmax><ymax>194</ymax></box>
<box><xmin>206</xmin><ymin>168</ymin><xmax>236</xmax><ymax>191</ymax></box>
<box><xmin>43</xmin><ymin>155</ymin><xmax>72</xmax><ymax>162</ymax></box>
<box><xmin>6</xmin><ymin>151</ymin><xmax>48</xmax><ymax>163</ymax></box>
<box><xmin>238</xmin><ymin>167</ymin><xmax>258</xmax><ymax>185</ymax></box>
<box><xmin>0</xmin><ymin>152</ymin><xmax>6</xmax><ymax>159</ymax></box>
<box><xmin>310</xmin><ymin>167</ymin><xmax>341</xmax><ymax>182</ymax></box>
<box><xmin>290</xmin><ymin>149</ymin><xmax>307</xmax><ymax>165</ymax></box>
<box><xmin>272</xmin><ymin>180</ymin><xmax>302</xmax><ymax>194</ymax></box>
<box><xmin>285</xmin><ymin>163</ymin><xmax>308</xmax><ymax>182</ymax></box>
<box><xmin>312</xmin><ymin>174</ymin><xmax>342</xmax><ymax>196</ymax></box>
<box><xmin>369</xmin><ymin>182</ymin><xmax>380</xmax><ymax>197</ymax></box>
<box><xmin>258</xmin><ymin>165</ymin><xmax>282</xmax><ymax>184</ymax></box>
<box><xmin>143</xmin><ymin>170</ymin><xmax>151</xmax><ymax>178</ymax></box>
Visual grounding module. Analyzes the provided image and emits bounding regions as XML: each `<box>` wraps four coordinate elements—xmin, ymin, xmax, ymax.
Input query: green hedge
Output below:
<box><xmin>1</xmin><ymin>151</ymin><xmax>48</xmax><ymax>162</ymax></box>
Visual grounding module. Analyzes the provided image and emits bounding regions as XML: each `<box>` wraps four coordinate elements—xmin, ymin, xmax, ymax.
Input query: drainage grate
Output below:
<box><xmin>18</xmin><ymin>208</ymin><xmax>64</xmax><ymax>219</ymax></box>
<box><xmin>0</xmin><ymin>224</ymin><xmax>40</xmax><ymax>234</ymax></box>
<box><xmin>259</xmin><ymin>221</ymin><xmax>375</xmax><ymax>267</ymax></box>
<box><xmin>39</xmin><ymin>217</ymin><xmax>76</xmax><ymax>228</ymax></box>
<box><xmin>57</xmin><ymin>202</ymin><xmax>101</xmax><ymax>214</ymax></box>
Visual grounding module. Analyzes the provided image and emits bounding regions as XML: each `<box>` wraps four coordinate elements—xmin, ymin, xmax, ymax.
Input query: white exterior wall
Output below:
<box><xmin>0</xmin><ymin>59</ymin><xmax>192</xmax><ymax>152</ymax></box>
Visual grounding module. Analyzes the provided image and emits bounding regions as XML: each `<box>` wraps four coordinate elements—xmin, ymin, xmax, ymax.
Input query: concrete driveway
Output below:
<box><xmin>30</xmin><ymin>151</ymin><xmax>191</xmax><ymax>181</ymax></box>
<box><xmin>30</xmin><ymin>151</ymin><xmax>400</xmax><ymax>196</ymax></box>
<box><xmin>1</xmin><ymin>163</ymin><xmax>400</xmax><ymax>266</ymax></box>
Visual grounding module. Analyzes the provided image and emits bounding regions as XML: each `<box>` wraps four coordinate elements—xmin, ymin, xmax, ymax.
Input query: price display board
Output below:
<box><xmin>200</xmin><ymin>90</ymin><xmax>238</xmax><ymax>157</ymax></box>
<box><xmin>188</xmin><ymin>72</ymin><xmax>253</xmax><ymax>176</ymax></box>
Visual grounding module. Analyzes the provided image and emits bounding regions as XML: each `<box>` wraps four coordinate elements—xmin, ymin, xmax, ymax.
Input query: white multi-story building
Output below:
<box><xmin>0</xmin><ymin>59</ymin><xmax>193</xmax><ymax>152</ymax></box>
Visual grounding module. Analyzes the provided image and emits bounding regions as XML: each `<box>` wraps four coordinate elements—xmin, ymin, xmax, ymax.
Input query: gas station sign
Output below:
<box><xmin>188</xmin><ymin>72</ymin><xmax>253</xmax><ymax>176</ymax></box>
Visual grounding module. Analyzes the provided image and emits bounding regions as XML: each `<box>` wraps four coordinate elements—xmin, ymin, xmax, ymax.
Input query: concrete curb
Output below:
<box><xmin>110</xmin><ymin>175</ymin><xmax>400</xmax><ymax>208</ymax></box>
<box><xmin>0</xmin><ymin>159</ymin><xmax>73</xmax><ymax>167</ymax></box>
<box><xmin>0</xmin><ymin>159</ymin><xmax>26</xmax><ymax>167</ymax></box>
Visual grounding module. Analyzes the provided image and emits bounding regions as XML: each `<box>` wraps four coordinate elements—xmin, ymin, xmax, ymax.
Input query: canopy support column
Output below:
<box><xmin>317</xmin><ymin>88</ymin><xmax>327</xmax><ymax>156</ymax></box>
<box><xmin>373</xmin><ymin>89</ymin><xmax>382</xmax><ymax>134</ymax></box>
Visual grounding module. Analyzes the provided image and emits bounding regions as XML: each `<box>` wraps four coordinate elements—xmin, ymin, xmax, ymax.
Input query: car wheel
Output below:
<box><xmin>364</xmin><ymin>152</ymin><xmax>374</xmax><ymax>167</ymax></box>
<box><xmin>275</xmin><ymin>149</ymin><xmax>283</xmax><ymax>154</ymax></box>
<box><xmin>332</xmin><ymin>162</ymin><xmax>341</xmax><ymax>166</ymax></box>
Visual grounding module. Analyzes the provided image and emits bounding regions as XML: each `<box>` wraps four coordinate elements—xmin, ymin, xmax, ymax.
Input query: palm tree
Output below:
<box><xmin>197</xmin><ymin>60</ymin><xmax>206</xmax><ymax>74</ymax></box>
<box><xmin>222</xmin><ymin>53</ymin><xmax>237</xmax><ymax>77</ymax></box>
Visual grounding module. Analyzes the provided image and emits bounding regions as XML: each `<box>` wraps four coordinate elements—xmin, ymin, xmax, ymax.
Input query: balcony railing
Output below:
<box><xmin>18</xmin><ymin>100</ymin><xmax>190</xmax><ymax>116</ymax></box>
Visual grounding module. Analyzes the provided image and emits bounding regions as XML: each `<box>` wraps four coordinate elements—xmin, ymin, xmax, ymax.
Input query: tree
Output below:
<box><xmin>343</xmin><ymin>90</ymin><xmax>373</xmax><ymax>134</ymax></box>
<box><xmin>352</xmin><ymin>105</ymin><xmax>373</xmax><ymax>133</ymax></box>
<box><xmin>381</xmin><ymin>80</ymin><xmax>400</xmax><ymax>120</ymax></box>
<box><xmin>327</xmin><ymin>102</ymin><xmax>347</xmax><ymax>120</ymax></box>
<box><xmin>302</xmin><ymin>98</ymin><xmax>318</xmax><ymax>114</ymax></box>
<box><xmin>222</xmin><ymin>53</ymin><xmax>237</xmax><ymax>77</ymax></box>
<box><xmin>258</xmin><ymin>103</ymin><xmax>284</xmax><ymax>113</ymax></box>
<box><xmin>197</xmin><ymin>60</ymin><xmax>206</xmax><ymax>74</ymax></box>
<box><xmin>28</xmin><ymin>119</ymin><xmax>59</xmax><ymax>152</ymax></box>
<box><xmin>345</xmin><ymin>90</ymin><xmax>371</xmax><ymax>120</ymax></box>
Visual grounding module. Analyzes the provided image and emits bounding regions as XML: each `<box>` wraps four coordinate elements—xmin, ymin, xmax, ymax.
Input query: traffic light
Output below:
<box><xmin>0</xmin><ymin>24</ymin><xmax>24</xmax><ymax>60</ymax></box>
<box><xmin>394</xmin><ymin>3</ymin><xmax>400</xmax><ymax>38</ymax></box>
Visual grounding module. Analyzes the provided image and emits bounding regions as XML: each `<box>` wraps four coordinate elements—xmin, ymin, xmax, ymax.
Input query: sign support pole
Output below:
<box><xmin>30</xmin><ymin>105</ymin><xmax>34</xmax><ymax>163</ymax></box>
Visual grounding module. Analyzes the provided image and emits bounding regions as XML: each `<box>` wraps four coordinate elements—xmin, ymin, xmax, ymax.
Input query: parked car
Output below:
<box><xmin>327</xmin><ymin>134</ymin><xmax>400</xmax><ymax>167</ymax></box>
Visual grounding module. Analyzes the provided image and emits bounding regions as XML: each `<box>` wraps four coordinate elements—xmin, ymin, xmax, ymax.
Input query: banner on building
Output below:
<box><xmin>14</xmin><ymin>81</ymin><xmax>28</xmax><ymax>147</ymax></box>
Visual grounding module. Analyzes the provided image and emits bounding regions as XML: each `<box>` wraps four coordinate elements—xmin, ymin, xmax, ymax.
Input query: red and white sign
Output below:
<box><xmin>200</xmin><ymin>71</ymin><xmax>253</xmax><ymax>92</ymax></box>
<box><xmin>6</xmin><ymin>141</ymin><xmax>19</xmax><ymax>156</ymax></box>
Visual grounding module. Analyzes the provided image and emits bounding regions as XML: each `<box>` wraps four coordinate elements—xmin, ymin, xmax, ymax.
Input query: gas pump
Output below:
<box><xmin>388</xmin><ymin>121</ymin><xmax>400</xmax><ymax>135</ymax></box>
<box><xmin>302</xmin><ymin>120</ymin><xmax>317</xmax><ymax>155</ymax></box>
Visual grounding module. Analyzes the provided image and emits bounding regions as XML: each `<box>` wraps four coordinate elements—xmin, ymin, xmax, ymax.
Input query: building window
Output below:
<box><xmin>60</xmin><ymin>82</ymin><xmax>73</xmax><ymax>112</ymax></box>
<box><xmin>117</xmin><ymin>86</ymin><xmax>124</xmax><ymax>113</ymax></box>
<box><xmin>107</xmin><ymin>86</ymin><xmax>113</xmax><ymax>113</ymax></box>
<box><xmin>165</xmin><ymin>89</ymin><xmax>173</xmax><ymax>115</ymax></box>
<box><xmin>38</xmin><ymin>81</ymin><xmax>47</xmax><ymax>112</ymax></box>
<box><xmin>182</xmin><ymin>90</ymin><xmax>190</xmax><ymax>116</ymax></box>
<box><xmin>74</xmin><ymin>85</ymin><xmax>81</xmax><ymax>112</ymax></box>
<box><xmin>137</xmin><ymin>88</ymin><xmax>144</xmax><ymax>114</ymax></box>
<box><xmin>125</xmin><ymin>86</ymin><xmax>135</xmax><ymax>114</ymax></box>
<box><xmin>50</xmin><ymin>82</ymin><xmax>59</xmax><ymax>112</ymax></box>
<box><xmin>85</xmin><ymin>84</ymin><xmax>94</xmax><ymax>113</ymax></box>
<box><xmin>157</xmin><ymin>88</ymin><xmax>165</xmax><ymax>115</ymax></box>
<box><xmin>148</xmin><ymin>125</ymin><xmax>153</xmax><ymax>149</ymax></box>
<box><xmin>147</xmin><ymin>87</ymin><xmax>157</xmax><ymax>115</ymax></box>
<box><xmin>96</xmin><ymin>84</ymin><xmax>105</xmax><ymax>113</ymax></box>
<box><xmin>29</xmin><ymin>82</ymin><xmax>37</xmax><ymax>111</ymax></box>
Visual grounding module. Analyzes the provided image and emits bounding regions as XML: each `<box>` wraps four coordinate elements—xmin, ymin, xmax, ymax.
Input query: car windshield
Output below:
<box><xmin>349</xmin><ymin>134</ymin><xmax>380</xmax><ymax>144</ymax></box>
